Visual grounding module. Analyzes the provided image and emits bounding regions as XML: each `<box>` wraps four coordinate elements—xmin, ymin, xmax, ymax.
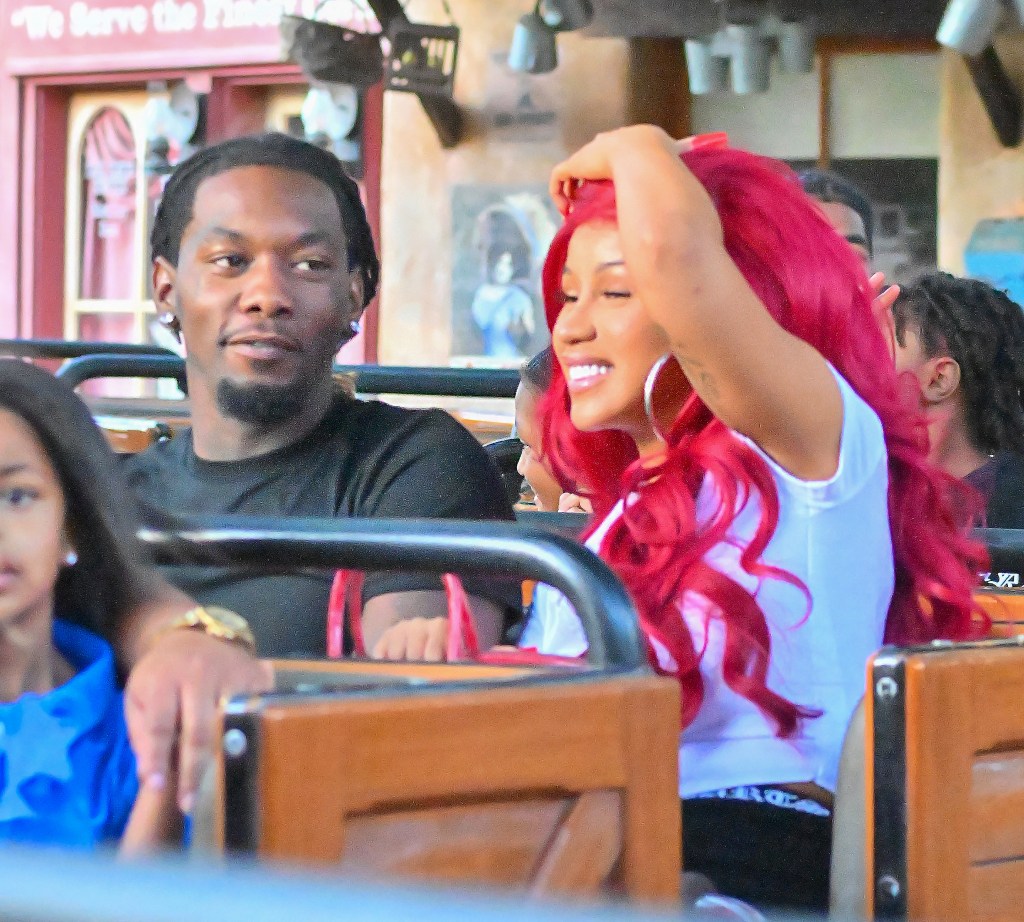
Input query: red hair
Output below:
<box><xmin>539</xmin><ymin>147</ymin><xmax>987</xmax><ymax>734</ymax></box>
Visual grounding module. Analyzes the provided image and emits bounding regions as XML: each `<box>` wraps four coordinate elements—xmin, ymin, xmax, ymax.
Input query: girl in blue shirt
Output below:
<box><xmin>0</xmin><ymin>359</ymin><xmax>172</xmax><ymax>848</ymax></box>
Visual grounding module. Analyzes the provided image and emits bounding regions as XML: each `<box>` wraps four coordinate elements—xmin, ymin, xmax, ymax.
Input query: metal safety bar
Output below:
<box><xmin>52</xmin><ymin>353</ymin><xmax>520</xmax><ymax>398</ymax></box>
<box><xmin>0</xmin><ymin>338</ymin><xmax>175</xmax><ymax>359</ymax></box>
<box><xmin>140</xmin><ymin>516</ymin><xmax>645</xmax><ymax>672</ymax></box>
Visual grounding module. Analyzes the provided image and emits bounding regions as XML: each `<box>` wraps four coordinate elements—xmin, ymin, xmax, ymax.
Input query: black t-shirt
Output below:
<box><xmin>965</xmin><ymin>452</ymin><xmax>1024</xmax><ymax>529</ymax></box>
<box><xmin>123</xmin><ymin>395</ymin><xmax>517</xmax><ymax>656</ymax></box>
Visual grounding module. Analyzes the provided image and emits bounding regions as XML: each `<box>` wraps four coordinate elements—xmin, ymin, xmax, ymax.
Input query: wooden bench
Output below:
<box><xmin>213</xmin><ymin>659</ymin><xmax>680</xmax><ymax>903</ymax></box>
<box><xmin>864</xmin><ymin>638</ymin><xmax>1024</xmax><ymax>920</ymax></box>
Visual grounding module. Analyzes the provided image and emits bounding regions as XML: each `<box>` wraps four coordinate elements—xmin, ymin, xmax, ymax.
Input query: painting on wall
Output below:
<box><xmin>791</xmin><ymin>157</ymin><xmax>939</xmax><ymax>286</ymax></box>
<box><xmin>450</xmin><ymin>184</ymin><xmax>560</xmax><ymax>367</ymax></box>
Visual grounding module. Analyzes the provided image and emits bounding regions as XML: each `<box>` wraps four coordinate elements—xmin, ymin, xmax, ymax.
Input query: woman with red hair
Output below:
<box><xmin>525</xmin><ymin>126</ymin><xmax>984</xmax><ymax>910</ymax></box>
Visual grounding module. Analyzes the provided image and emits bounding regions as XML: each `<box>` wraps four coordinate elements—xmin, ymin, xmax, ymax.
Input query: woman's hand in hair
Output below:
<box><xmin>125</xmin><ymin>625</ymin><xmax>272</xmax><ymax>816</ymax></box>
<box><xmin>549</xmin><ymin>125</ymin><xmax>678</xmax><ymax>215</ymax></box>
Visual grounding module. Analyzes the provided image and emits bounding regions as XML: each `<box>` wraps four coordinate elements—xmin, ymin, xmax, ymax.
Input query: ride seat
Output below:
<box><xmin>198</xmin><ymin>658</ymin><xmax>681</xmax><ymax>904</ymax></box>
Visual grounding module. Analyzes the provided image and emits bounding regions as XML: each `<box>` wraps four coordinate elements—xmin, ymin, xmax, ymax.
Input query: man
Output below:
<box><xmin>800</xmin><ymin>167</ymin><xmax>898</xmax><ymax>354</ymax></box>
<box><xmin>124</xmin><ymin>134</ymin><xmax>515</xmax><ymax>661</ymax></box>
<box><xmin>798</xmin><ymin>168</ymin><xmax>874</xmax><ymax>271</ymax></box>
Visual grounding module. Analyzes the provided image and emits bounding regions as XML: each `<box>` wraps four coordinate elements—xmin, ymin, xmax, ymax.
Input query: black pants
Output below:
<box><xmin>682</xmin><ymin>794</ymin><xmax>832</xmax><ymax>913</ymax></box>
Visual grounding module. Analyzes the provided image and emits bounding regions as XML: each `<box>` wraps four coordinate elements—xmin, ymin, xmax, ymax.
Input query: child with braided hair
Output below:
<box><xmin>894</xmin><ymin>272</ymin><xmax>1024</xmax><ymax>528</ymax></box>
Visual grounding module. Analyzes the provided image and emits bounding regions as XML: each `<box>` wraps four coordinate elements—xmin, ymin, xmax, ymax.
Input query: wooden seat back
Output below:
<box><xmin>868</xmin><ymin>638</ymin><xmax>1024</xmax><ymax>920</ymax></box>
<box><xmin>95</xmin><ymin>416</ymin><xmax>173</xmax><ymax>454</ymax></box>
<box><xmin>215</xmin><ymin>659</ymin><xmax>681</xmax><ymax>904</ymax></box>
<box><xmin>974</xmin><ymin>590</ymin><xmax>1024</xmax><ymax>637</ymax></box>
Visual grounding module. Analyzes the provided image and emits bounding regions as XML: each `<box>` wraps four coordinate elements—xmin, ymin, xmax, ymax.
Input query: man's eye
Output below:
<box><xmin>294</xmin><ymin>258</ymin><xmax>332</xmax><ymax>272</ymax></box>
<box><xmin>1</xmin><ymin>487</ymin><xmax>38</xmax><ymax>509</ymax></box>
<box><xmin>212</xmin><ymin>254</ymin><xmax>246</xmax><ymax>269</ymax></box>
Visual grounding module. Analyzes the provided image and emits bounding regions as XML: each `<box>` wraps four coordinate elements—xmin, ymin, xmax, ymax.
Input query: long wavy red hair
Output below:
<box><xmin>538</xmin><ymin>147</ymin><xmax>988</xmax><ymax>734</ymax></box>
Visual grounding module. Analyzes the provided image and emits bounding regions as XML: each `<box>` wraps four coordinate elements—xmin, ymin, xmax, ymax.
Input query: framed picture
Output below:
<box><xmin>450</xmin><ymin>184</ymin><xmax>559</xmax><ymax>366</ymax></box>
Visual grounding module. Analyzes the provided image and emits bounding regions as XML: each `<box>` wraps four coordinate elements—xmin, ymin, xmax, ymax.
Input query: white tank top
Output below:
<box><xmin>520</xmin><ymin>367</ymin><xmax>893</xmax><ymax>795</ymax></box>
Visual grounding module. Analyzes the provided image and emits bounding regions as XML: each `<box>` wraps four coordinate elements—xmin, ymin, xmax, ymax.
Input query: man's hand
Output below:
<box><xmin>124</xmin><ymin>631</ymin><xmax>272</xmax><ymax>814</ymax></box>
<box><xmin>372</xmin><ymin>616</ymin><xmax>449</xmax><ymax>661</ymax></box>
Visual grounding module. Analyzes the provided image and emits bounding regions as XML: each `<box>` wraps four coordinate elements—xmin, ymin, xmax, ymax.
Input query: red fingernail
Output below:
<box><xmin>690</xmin><ymin>132</ymin><xmax>729</xmax><ymax>150</ymax></box>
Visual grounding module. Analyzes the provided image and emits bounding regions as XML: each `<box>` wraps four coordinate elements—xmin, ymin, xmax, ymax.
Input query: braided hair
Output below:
<box><xmin>894</xmin><ymin>271</ymin><xmax>1024</xmax><ymax>456</ymax></box>
<box><xmin>150</xmin><ymin>132</ymin><xmax>380</xmax><ymax>308</ymax></box>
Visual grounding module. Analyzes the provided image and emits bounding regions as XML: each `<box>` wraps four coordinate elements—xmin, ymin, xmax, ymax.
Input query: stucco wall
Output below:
<box><xmin>377</xmin><ymin>0</ymin><xmax>629</xmax><ymax>365</ymax></box>
<box><xmin>939</xmin><ymin>39</ymin><xmax>1024</xmax><ymax>274</ymax></box>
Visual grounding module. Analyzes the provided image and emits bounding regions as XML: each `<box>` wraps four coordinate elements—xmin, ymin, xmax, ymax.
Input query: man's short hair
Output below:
<box><xmin>150</xmin><ymin>133</ymin><xmax>380</xmax><ymax>308</ymax></box>
<box><xmin>798</xmin><ymin>168</ymin><xmax>874</xmax><ymax>256</ymax></box>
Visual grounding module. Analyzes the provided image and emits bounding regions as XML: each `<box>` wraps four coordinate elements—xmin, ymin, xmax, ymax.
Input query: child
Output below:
<box><xmin>0</xmin><ymin>359</ymin><xmax>174</xmax><ymax>847</ymax></box>
<box><xmin>893</xmin><ymin>272</ymin><xmax>1024</xmax><ymax>528</ymax></box>
<box><xmin>528</xmin><ymin>127</ymin><xmax>984</xmax><ymax>911</ymax></box>
<box><xmin>514</xmin><ymin>348</ymin><xmax>566</xmax><ymax>513</ymax></box>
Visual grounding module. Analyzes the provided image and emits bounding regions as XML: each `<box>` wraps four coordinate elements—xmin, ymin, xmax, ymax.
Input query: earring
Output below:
<box><xmin>349</xmin><ymin>319</ymin><xmax>361</xmax><ymax>335</ymax></box>
<box><xmin>643</xmin><ymin>354</ymin><xmax>678</xmax><ymax>444</ymax></box>
<box><xmin>64</xmin><ymin>550</ymin><xmax>78</xmax><ymax>567</ymax></box>
<box><xmin>159</xmin><ymin>312</ymin><xmax>182</xmax><ymax>342</ymax></box>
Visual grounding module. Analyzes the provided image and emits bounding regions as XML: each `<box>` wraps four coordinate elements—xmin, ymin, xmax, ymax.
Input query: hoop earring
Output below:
<box><xmin>643</xmin><ymin>353</ymin><xmax>677</xmax><ymax>444</ymax></box>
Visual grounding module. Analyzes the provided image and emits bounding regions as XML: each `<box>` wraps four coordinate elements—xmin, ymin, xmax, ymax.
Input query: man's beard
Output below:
<box><xmin>216</xmin><ymin>378</ymin><xmax>310</xmax><ymax>427</ymax></box>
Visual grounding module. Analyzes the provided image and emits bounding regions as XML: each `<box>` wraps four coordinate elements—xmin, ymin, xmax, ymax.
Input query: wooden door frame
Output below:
<box><xmin>816</xmin><ymin>37</ymin><xmax>940</xmax><ymax>168</ymax></box>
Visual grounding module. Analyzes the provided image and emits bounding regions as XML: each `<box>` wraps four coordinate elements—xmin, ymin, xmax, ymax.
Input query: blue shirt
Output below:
<box><xmin>0</xmin><ymin>620</ymin><xmax>138</xmax><ymax>847</ymax></box>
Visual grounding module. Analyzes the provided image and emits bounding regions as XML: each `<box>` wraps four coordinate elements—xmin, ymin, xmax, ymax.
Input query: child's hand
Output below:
<box><xmin>371</xmin><ymin>617</ymin><xmax>450</xmax><ymax>661</ymax></box>
<box><xmin>558</xmin><ymin>493</ymin><xmax>593</xmax><ymax>514</ymax></box>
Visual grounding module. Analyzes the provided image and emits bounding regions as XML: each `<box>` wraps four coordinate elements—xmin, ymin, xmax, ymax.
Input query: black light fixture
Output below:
<box><xmin>279</xmin><ymin>14</ymin><xmax>384</xmax><ymax>88</ymax></box>
<box><xmin>936</xmin><ymin>0</ymin><xmax>1024</xmax><ymax>147</ymax></box>
<box><xmin>386</xmin><ymin>19</ymin><xmax>460</xmax><ymax>96</ymax></box>
<box><xmin>508</xmin><ymin>6</ymin><xmax>558</xmax><ymax>74</ymax></box>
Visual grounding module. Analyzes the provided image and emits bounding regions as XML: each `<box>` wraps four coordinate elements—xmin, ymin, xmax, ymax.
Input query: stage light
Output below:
<box><xmin>507</xmin><ymin>7</ymin><xmax>558</xmax><ymax>74</ymax></box>
<box><xmin>538</xmin><ymin>0</ymin><xmax>593</xmax><ymax>31</ymax></box>
<box><xmin>778</xmin><ymin>17</ymin><xmax>814</xmax><ymax>73</ymax></box>
<box><xmin>684</xmin><ymin>37</ymin><xmax>729</xmax><ymax>94</ymax></box>
<box><xmin>936</xmin><ymin>0</ymin><xmax>1003</xmax><ymax>57</ymax></box>
<box><xmin>726</xmin><ymin>23</ymin><xmax>771</xmax><ymax>94</ymax></box>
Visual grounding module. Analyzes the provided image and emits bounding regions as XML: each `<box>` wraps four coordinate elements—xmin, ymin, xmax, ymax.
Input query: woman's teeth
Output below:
<box><xmin>567</xmin><ymin>364</ymin><xmax>610</xmax><ymax>383</ymax></box>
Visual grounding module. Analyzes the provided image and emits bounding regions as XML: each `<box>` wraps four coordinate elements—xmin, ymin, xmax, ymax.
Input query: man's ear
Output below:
<box><xmin>152</xmin><ymin>257</ymin><xmax>180</xmax><ymax>322</ymax></box>
<box><xmin>348</xmin><ymin>273</ymin><xmax>366</xmax><ymax>319</ymax></box>
<box><xmin>923</xmin><ymin>355</ymin><xmax>961</xmax><ymax>404</ymax></box>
